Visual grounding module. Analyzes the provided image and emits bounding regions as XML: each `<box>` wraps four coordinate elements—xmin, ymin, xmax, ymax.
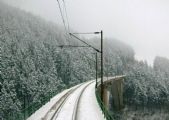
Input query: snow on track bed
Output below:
<box><xmin>28</xmin><ymin>80</ymin><xmax>105</xmax><ymax>120</ymax></box>
<box><xmin>51</xmin><ymin>81</ymin><xmax>94</xmax><ymax>120</ymax></box>
<box><xmin>27</xmin><ymin>83</ymin><xmax>83</xmax><ymax>120</ymax></box>
<box><xmin>71</xmin><ymin>81</ymin><xmax>94</xmax><ymax>120</ymax></box>
<box><xmin>77</xmin><ymin>82</ymin><xmax>106</xmax><ymax>120</ymax></box>
<box><xmin>45</xmin><ymin>83</ymin><xmax>84</xmax><ymax>120</ymax></box>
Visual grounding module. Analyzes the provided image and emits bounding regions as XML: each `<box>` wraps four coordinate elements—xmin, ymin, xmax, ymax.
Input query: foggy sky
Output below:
<box><xmin>2</xmin><ymin>0</ymin><xmax>169</xmax><ymax>65</ymax></box>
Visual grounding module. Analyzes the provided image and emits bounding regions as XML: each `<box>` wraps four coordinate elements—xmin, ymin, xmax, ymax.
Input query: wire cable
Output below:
<box><xmin>62</xmin><ymin>0</ymin><xmax>70</xmax><ymax>33</ymax></box>
<box><xmin>69</xmin><ymin>33</ymin><xmax>101</xmax><ymax>53</ymax></box>
<box><xmin>57</xmin><ymin>0</ymin><xmax>68</xmax><ymax>33</ymax></box>
<box><xmin>57</xmin><ymin>0</ymin><xmax>72</xmax><ymax>45</ymax></box>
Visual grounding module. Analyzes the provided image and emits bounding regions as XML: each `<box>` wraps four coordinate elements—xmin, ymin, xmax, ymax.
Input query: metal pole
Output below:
<box><xmin>95</xmin><ymin>52</ymin><xmax>98</xmax><ymax>88</ymax></box>
<box><xmin>101</xmin><ymin>30</ymin><xmax>104</xmax><ymax>101</ymax></box>
<box><xmin>69</xmin><ymin>31</ymin><xmax>103</xmax><ymax>101</ymax></box>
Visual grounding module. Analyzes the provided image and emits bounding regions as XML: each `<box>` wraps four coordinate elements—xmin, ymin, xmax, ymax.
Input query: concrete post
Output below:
<box><xmin>103</xmin><ymin>86</ymin><xmax>110</xmax><ymax>110</ymax></box>
<box><xmin>111</xmin><ymin>78</ymin><xmax>124</xmax><ymax>111</ymax></box>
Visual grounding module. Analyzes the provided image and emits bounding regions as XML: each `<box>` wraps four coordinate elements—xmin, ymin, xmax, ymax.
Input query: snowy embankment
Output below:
<box><xmin>27</xmin><ymin>83</ymin><xmax>82</xmax><ymax>120</ymax></box>
<box><xmin>27</xmin><ymin>80</ymin><xmax>105</xmax><ymax>120</ymax></box>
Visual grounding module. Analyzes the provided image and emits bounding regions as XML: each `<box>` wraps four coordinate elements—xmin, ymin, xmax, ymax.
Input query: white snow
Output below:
<box><xmin>27</xmin><ymin>84</ymin><xmax>82</xmax><ymax>120</ymax></box>
<box><xmin>77</xmin><ymin>81</ymin><xmax>106</xmax><ymax>120</ymax></box>
<box><xmin>27</xmin><ymin>80</ymin><xmax>106</xmax><ymax>120</ymax></box>
<box><xmin>52</xmin><ymin>81</ymin><xmax>94</xmax><ymax>120</ymax></box>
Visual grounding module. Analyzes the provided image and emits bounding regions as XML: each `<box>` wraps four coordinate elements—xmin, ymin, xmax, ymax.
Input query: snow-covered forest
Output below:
<box><xmin>0</xmin><ymin>2</ymin><xmax>96</xmax><ymax>119</ymax></box>
<box><xmin>112</xmin><ymin>56</ymin><xmax>169</xmax><ymax>119</ymax></box>
<box><xmin>0</xmin><ymin>1</ymin><xmax>169</xmax><ymax>120</ymax></box>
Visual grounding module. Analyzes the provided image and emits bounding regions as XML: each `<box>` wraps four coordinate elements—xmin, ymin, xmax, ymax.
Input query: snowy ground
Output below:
<box><xmin>77</xmin><ymin>81</ymin><xmax>106</xmax><ymax>120</ymax></box>
<box><xmin>27</xmin><ymin>80</ymin><xmax>105</xmax><ymax>120</ymax></box>
<box><xmin>51</xmin><ymin>81</ymin><xmax>93</xmax><ymax>120</ymax></box>
<box><xmin>27</xmin><ymin>83</ymin><xmax>82</xmax><ymax>120</ymax></box>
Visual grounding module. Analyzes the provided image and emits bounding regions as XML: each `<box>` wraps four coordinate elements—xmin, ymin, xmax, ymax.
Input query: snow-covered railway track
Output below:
<box><xmin>48</xmin><ymin>81</ymin><xmax>93</xmax><ymax>120</ymax></box>
<box><xmin>27</xmin><ymin>80</ymin><xmax>105</xmax><ymax>120</ymax></box>
<box><xmin>42</xmin><ymin>83</ymin><xmax>83</xmax><ymax>120</ymax></box>
<box><xmin>72</xmin><ymin>81</ymin><xmax>94</xmax><ymax>120</ymax></box>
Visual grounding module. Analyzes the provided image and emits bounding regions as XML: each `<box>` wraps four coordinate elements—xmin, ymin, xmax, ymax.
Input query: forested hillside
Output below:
<box><xmin>0</xmin><ymin>2</ymin><xmax>95</xmax><ymax>119</ymax></box>
<box><xmin>1</xmin><ymin>1</ymin><xmax>169</xmax><ymax>120</ymax></box>
<box><xmin>0</xmin><ymin>2</ymin><xmax>134</xmax><ymax>119</ymax></box>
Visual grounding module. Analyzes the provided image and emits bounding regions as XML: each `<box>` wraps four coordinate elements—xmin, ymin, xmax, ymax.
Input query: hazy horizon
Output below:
<box><xmin>2</xmin><ymin>0</ymin><xmax>169</xmax><ymax>65</ymax></box>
